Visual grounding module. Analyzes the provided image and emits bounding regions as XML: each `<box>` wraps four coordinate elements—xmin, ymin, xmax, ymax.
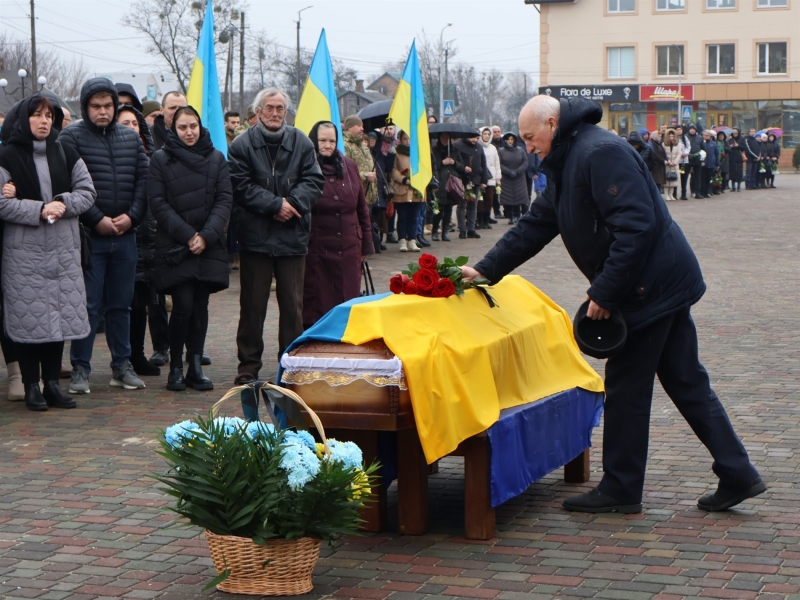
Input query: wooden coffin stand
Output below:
<box><xmin>283</xmin><ymin>340</ymin><xmax>591</xmax><ymax>541</ymax></box>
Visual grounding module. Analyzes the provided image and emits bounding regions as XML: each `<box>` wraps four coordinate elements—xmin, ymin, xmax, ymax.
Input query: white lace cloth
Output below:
<box><xmin>279</xmin><ymin>355</ymin><xmax>407</xmax><ymax>389</ymax></box>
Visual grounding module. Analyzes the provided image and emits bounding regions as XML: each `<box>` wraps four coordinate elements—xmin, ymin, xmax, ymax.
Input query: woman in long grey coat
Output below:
<box><xmin>497</xmin><ymin>132</ymin><xmax>529</xmax><ymax>224</ymax></box>
<box><xmin>0</xmin><ymin>94</ymin><xmax>96</xmax><ymax>412</ymax></box>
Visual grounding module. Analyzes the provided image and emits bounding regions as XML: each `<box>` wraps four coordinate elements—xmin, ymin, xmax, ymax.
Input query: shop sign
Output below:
<box><xmin>539</xmin><ymin>85</ymin><xmax>639</xmax><ymax>102</ymax></box>
<box><xmin>640</xmin><ymin>85</ymin><xmax>694</xmax><ymax>102</ymax></box>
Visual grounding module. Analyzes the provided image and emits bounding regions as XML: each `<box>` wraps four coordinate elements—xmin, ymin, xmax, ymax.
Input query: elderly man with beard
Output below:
<box><xmin>228</xmin><ymin>88</ymin><xmax>324</xmax><ymax>386</ymax></box>
<box><xmin>461</xmin><ymin>95</ymin><xmax>765</xmax><ymax>514</ymax></box>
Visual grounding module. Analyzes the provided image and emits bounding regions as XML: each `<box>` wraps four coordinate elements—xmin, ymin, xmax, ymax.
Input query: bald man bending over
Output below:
<box><xmin>461</xmin><ymin>96</ymin><xmax>765</xmax><ymax>514</ymax></box>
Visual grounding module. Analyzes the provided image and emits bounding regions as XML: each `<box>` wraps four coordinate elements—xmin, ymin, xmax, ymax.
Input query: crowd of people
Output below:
<box><xmin>614</xmin><ymin>124</ymin><xmax>780</xmax><ymax>201</ymax></box>
<box><xmin>0</xmin><ymin>79</ymin><xmax>782</xmax><ymax>413</ymax></box>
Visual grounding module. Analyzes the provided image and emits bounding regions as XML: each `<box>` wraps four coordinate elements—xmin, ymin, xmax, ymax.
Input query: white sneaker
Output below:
<box><xmin>407</xmin><ymin>239</ymin><xmax>420</xmax><ymax>252</ymax></box>
<box><xmin>399</xmin><ymin>239</ymin><xmax>408</xmax><ymax>252</ymax></box>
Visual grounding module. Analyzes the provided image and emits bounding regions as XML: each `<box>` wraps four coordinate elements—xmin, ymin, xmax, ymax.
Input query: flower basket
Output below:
<box><xmin>205</xmin><ymin>531</ymin><xmax>320</xmax><ymax>596</ymax></box>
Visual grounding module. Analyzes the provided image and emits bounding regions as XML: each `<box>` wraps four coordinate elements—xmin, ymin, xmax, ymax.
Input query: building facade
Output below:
<box><xmin>534</xmin><ymin>0</ymin><xmax>800</xmax><ymax>163</ymax></box>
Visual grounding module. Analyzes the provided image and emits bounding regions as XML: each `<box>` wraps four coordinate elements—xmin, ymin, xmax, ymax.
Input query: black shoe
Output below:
<box><xmin>24</xmin><ymin>383</ymin><xmax>48</xmax><ymax>411</ymax></box>
<box><xmin>441</xmin><ymin>232</ymin><xmax>451</xmax><ymax>242</ymax></box>
<box><xmin>458</xmin><ymin>231</ymin><xmax>467</xmax><ymax>239</ymax></box>
<box><xmin>487</xmin><ymin>217</ymin><xmax>498</xmax><ymax>224</ymax></box>
<box><xmin>131</xmin><ymin>355</ymin><xmax>161</xmax><ymax>377</ymax></box>
<box><xmin>679</xmin><ymin>195</ymin><xmax>687</xmax><ymax>200</ymax></box>
<box><xmin>235</xmin><ymin>372</ymin><xmax>257</xmax><ymax>386</ymax></box>
<box><xmin>380</xmin><ymin>243</ymin><xmax>387</xmax><ymax>251</ymax></box>
<box><xmin>482</xmin><ymin>218</ymin><xmax>492</xmax><ymax>229</ymax></box>
<box><xmin>42</xmin><ymin>381</ymin><xmax>76</xmax><ymax>409</ymax></box>
<box><xmin>431</xmin><ymin>232</ymin><xmax>440</xmax><ymax>241</ymax></box>
<box><xmin>386</xmin><ymin>233</ymin><xmax>399</xmax><ymax>243</ymax></box>
<box><xmin>562</xmin><ymin>488</ymin><xmax>642</xmax><ymax>514</ymax></box>
<box><xmin>150</xmin><ymin>350</ymin><xmax>169</xmax><ymax>367</ymax></box>
<box><xmin>770</xmin><ymin>185</ymin><xmax>776</xmax><ymax>189</ymax></box>
<box><xmin>186</xmin><ymin>355</ymin><xmax>214</xmax><ymax>391</ymax></box>
<box><xmin>475</xmin><ymin>221</ymin><xmax>484</xmax><ymax>230</ymax></box>
<box><xmin>416</xmin><ymin>235</ymin><xmax>431</xmax><ymax>247</ymax></box>
<box><xmin>201</xmin><ymin>354</ymin><xmax>212</xmax><ymax>366</ymax></box>
<box><xmin>166</xmin><ymin>367</ymin><xmax>186</xmax><ymax>391</ymax></box>
<box><xmin>467</xmin><ymin>230</ymin><xmax>481</xmax><ymax>239</ymax></box>
<box><xmin>697</xmin><ymin>478</ymin><xmax>767</xmax><ymax>512</ymax></box>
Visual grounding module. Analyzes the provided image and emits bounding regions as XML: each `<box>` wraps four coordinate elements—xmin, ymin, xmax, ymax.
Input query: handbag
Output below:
<box><xmin>79</xmin><ymin>225</ymin><xmax>93</xmax><ymax>271</ymax></box>
<box><xmin>445</xmin><ymin>174</ymin><xmax>464</xmax><ymax>202</ymax></box>
<box><xmin>666</xmin><ymin>171</ymin><xmax>679</xmax><ymax>181</ymax></box>
<box><xmin>360</xmin><ymin>261</ymin><xmax>375</xmax><ymax>297</ymax></box>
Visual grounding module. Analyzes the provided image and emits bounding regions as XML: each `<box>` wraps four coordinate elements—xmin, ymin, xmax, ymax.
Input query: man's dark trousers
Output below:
<box><xmin>236</xmin><ymin>253</ymin><xmax>305</xmax><ymax>378</ymax></box>
<box><xmin>597</xmin><ymin>307</ymin><xmax>760</xmax><ymax>505</ymax></box>
<box><xmin>746</xmin><ymin>160</ymin><xmax>760</xmax><ymax>189</ymax></box>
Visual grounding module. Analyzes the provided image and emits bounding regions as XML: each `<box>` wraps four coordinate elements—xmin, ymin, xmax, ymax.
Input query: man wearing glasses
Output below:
<box><xmin>227</xmin><ymin>88</ymin><xmax>324</xmax><ymax>385</ymax></box>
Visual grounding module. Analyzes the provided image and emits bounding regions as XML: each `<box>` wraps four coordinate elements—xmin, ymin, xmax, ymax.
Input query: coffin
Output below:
<box><xmin>281</xmin><ymin>339</ymin><xmax>415</xmax><ymax>431</ymax></box>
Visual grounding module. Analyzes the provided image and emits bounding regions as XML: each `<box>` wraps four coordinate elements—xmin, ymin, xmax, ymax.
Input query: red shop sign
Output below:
<box><xmin>640</xmin><ymin>84</ymin><xmax>694</xmax><ymax>102</ymax></box>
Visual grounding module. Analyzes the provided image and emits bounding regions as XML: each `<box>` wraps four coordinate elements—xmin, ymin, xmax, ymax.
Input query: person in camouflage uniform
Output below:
<box><xmin>342</xmin><ymin>115</ymin><xmax>377</xmax><ymax>205</ymax></box>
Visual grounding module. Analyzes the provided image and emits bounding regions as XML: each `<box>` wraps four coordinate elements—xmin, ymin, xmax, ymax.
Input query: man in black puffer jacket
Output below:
<box><xmin>59</xmin><ymin>77</ymin><xmax>149</xmax><ymax>394</ymax></box>
<box><xmin>462</xmin><ymin>95</ymin><xmax>765</xmax><ymax>515</ymax></box>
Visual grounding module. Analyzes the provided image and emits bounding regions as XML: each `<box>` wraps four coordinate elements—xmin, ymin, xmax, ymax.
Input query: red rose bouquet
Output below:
<box><xmin>390</xmin><ymin>254</ymin><xmax>491</xmax><ymax>299</ymax></box>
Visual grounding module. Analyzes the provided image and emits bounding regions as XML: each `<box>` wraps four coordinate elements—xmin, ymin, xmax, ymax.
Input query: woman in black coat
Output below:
<box><xmin>147</xmin><ymin>106</ymin><xmax>232</xmax><ymax>391</ymax></box>
<box><xmin>726</xmin><ymin>129</ymin><xmax>744</xmax><ymax>192</ymax></box>
<box><xmin>430</xmin><ymin>133</ymin><xmax>466</xmax><ymax>241</ymax></box>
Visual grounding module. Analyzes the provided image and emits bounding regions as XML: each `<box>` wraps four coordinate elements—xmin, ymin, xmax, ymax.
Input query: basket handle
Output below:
<box><xmin>212</xmin><ymin>383</ymin><xmax>330</xmax><ymax>455</ymax></box>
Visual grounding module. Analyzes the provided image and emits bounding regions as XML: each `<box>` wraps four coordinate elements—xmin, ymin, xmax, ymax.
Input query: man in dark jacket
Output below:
<box><xmin>462</xmin><ymin>95</ymin><xmax>765</xmax><ymax>514</ymax></box>
<box><xmin>228</xmin><ymin>88</ymin><xmax>324</xmax><ymax>384</ymax></box>
<box><xmin>453</xmin><ymin>134</ymin><xmax>489</xmax><ymax>239</ymax></box>
<box><xmin>151</xmin><ymin>91</ymin><xmax>187</xmax><ymax>151</ymax></box>
<box><xmin>59</xmin><ymin>77</ymin><xmax>149</xmax><ymax>393</ymax></box>
<box><xmin>699</xmin><ymin>130</ymin><xmax>719</xmax><ymax>198</ymax></box>
<box><xmin>742</xmin><ymin>128</ymin><xmax>761</xmax><ymax>189</ymax></box>
<box><xmin>685</xmin><ymin>124</ymin><xmax>704</xmax><ymax>197</ymax></box>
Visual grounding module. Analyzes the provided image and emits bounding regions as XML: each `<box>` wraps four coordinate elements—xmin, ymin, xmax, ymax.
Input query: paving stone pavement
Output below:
<box><xmin>1</xmin><ymin>176</ymin><xmax>799</xmax><ymax>600</ymax></box>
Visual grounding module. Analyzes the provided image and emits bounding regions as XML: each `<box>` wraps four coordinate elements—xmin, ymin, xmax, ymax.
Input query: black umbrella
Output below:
<box><xmin>357</xmin><ymin>99</ymin><xmax>394</xmax><ymax>131</ymax></box>
<box><xmin>428</xmin><ymin>122</ymin><xmax>480</xmax><ymax>139</ymax></box>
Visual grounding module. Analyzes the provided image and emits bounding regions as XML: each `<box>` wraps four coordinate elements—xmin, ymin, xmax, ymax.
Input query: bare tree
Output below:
<box><xmin>0</xmin><ymin>33</ymin><xmax>88</xmax><ymax>101</ymax></box>
<box><xmin>393</xmin><ymin>30</ymin><xmax>457</xmax><ymax>113</ymax></box>
<box><xmin>499</xmin><ymin>71</ymin><xmax>532</xmax><ymax>131</ymax></box>
<box><xmin>123</xmin><ymin>0</ymin><xmax>245</xmax><ymax>93</ymax></box>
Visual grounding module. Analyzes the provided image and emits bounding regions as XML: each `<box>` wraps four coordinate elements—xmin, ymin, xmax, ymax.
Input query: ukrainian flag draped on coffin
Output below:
<box><xmin>294</xmin><ymin>29</ymin><xmax>344</xmax><ymax>153</ymax></box>
<box><xmin>388</xmin><ymin>41</ymin><xmax>432</xmax><ymax>193</ymax></box>
<box><xmin>186</xmin><ymin>0</ymin><xmax>227</xmax><ymax>157</ymax></box>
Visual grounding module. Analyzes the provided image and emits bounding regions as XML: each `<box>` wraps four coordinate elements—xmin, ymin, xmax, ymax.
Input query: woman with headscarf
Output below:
<box><xmin>303</xmin><ymin>121</ymin><xmax>374</xmax><ymax>328</ymax></box>
<box><xmin>663</xmin><ymin>129</ymin><xmax>681</xmax><ymax>201</ymax></box>
<box><xmin>0</xmin><ymin>94</ymin><xmax>96</xmax><ymax>411</ymax></box>
<box><xmin>727</xmin><ymin>128</ymin><xmax>744</xmax><ymax>192</ymax></box>
<box><xmin>648</xmin><ymin>130</ymin><xmax>667</xmax><ymax>194</ymax></box>
<box><xmin>715</xmin><ymin>131</ymin><xmax>729</xmax><ymax>195</ymax></box>
<box><xmin>765</xmin><ymin>133</ymin><xmax>780</xmax><ymax>188</ymax></box>
<box><xmin>148</xmin><ymin>106</ymin><xmax>231</xmax><ymax>392</ymax></box>
<box><xmin>430</xmin><ymin>132</ymin><xmax>466</xmax><ymax>241</ymax></box>
<box><xmin>479</xmin><ymin>127</ymin><xmax>501</xmax><ymax>230</ymax></box>
<box><xmin>497</xmin><ymin>132</ymin><xmax>529</xmax><ymax>224</ymax></box>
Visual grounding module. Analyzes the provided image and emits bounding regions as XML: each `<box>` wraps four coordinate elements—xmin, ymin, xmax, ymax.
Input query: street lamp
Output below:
<box><xmin>295</xmin><ymin>5</ymin><xmax>313</xmax><ymax>104</ymax></box>
<box><xmin>672</xmin><ymin>44</ymin><xmax>683</xmax><ymax>125</ymax></box>
<box><xmin>0</xmin><ymin>69</ymin><xmax>47</xmax><ymax>98</ymax></box>
<box><xmin>439</xmin><ymin>23</ymin><xmax>453</xmax><ymax>122</ymax></box>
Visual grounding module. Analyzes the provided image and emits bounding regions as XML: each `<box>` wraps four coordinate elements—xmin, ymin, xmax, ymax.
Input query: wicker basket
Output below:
<box><xmin>205</xmin><ymin>531</ymin><xmax>321</xmax><ymax>595</ymax></box>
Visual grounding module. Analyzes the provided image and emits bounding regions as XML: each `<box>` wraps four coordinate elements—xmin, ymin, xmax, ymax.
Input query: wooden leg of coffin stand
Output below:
<box><xmin>563</xmin><ymin>448</ymin><xmax>591</xmax><ymax>483</ymax></box>
<box><xmin>462</xmin><ymin>436</ymin><xmax>495</xmax><ymax>540</ymax></box>
<box><xmin>327</xmin><ymin>429</ymin><xmax>387</xmax><ymax>533</ymax></box>
<box><xmin>397</xmin><ymin>428</ymin><xmax>428</xmax><ymax>535</ymax></box>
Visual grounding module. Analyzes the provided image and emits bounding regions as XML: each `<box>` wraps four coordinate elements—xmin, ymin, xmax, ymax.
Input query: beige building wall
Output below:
<box><xmin>540</xmin><ymin>0</ymin><xmax>800</xmax><ymax>92</ymax></box>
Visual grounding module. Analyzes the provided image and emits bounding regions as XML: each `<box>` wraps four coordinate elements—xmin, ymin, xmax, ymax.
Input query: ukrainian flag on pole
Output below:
<box><xmin>186</xmin><ymin>0</ymin><xmax>227</xmax><ymax>157</ymax></box>
<box><xmin>294</xmin><ymin>29</ymin><xmax>344</xmax><ymax>153</ymax></box>
<box><xmin>389</xmin><ymin>41</ymin><xmax>432</xmax><ymax>193</ymax></box>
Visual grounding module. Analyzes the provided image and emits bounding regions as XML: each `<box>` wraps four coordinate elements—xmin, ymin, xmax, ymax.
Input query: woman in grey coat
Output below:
<box><xmin>0</xmin><ymin>94</ymin><xmax>96</xmax><ymax>412</ymax></box>
<box><xmin>497</xmin><ymin>132</ymin><xmax>530</xmax><ymax>224</ymax></box>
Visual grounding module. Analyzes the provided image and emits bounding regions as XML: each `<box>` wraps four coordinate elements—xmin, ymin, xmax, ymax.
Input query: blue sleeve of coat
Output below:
<box><xmin>473</xmin><ymin>185</ymin><xmax>560</xmax><ymax>284</ymax></box>
<box><xmin>585</xmin><ymin>144</ymin><xmax>658</xmax><ymax>311</ymax></box>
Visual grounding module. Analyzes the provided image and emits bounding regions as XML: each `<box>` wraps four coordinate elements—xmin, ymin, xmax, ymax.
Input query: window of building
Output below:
<box><xmin>656</xmin><ymin>0</ymin><xmax>684</xmax><ymax>10</ymax></box>
<box><xmin>706</xmin><ymin>0</ymin><xmax>736</xmax><ymax>7</ymax></box>
<box><xmin>756</xmin><ymin>0</ymin><xmax>787</xmax><ymax>7</ymax></box>
<box><xmin>707</xmin><ymin>44</ymin><xmax>736</xmax><ymax>75</ymax></box>
<box><xmin>608</xmin><ymin>47</ymin><xmax>636</xmax><ymax>78</ymax></box>
<box><xmin>758</xmin><ymin>42</ymin><xmax>787</xmax><ymax>74</ymax></box>
<box><xmin>607</xmin><ymin>0</ymin><xmax>636</xmax><ymax>13</ymax></box>
<box><xmin>656</xmin><ymin>45</ymin><xmax>684</xmax><ymax>77</ymax></box>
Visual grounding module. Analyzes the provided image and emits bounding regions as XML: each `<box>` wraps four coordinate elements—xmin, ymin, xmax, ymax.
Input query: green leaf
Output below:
<box><xmin>443</xmin><ymin>257</ymin><xmax>455</xmax><ymax>267</ymax></box>
<box><xmin>408</xmin><ymin>263</ymin><xmax>420</xmax><ymax>274</ymax></box>
<box><xmin>401</xmin><ymin>269</ymin><xmax>413</xmax><ymax>277</ymax></box>
<box><xmin>474</xmin><ymin>278</ymin><xmax>492</xmax><ymax>285</ymax></box>
<box><xmin>203</xmin><ymin>568</ymin><xmax>230</xmax><ymax>591</ymax></box>
<box><xmin>455</xmin><ymin>256</ymin><xmax>469</xmax><ymax>266</ymax></box>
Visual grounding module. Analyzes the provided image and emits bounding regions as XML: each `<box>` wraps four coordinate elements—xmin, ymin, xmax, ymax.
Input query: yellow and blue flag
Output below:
<box><xmin>294</xmin><ymin>29</ymin><xmax>344</xmax><ymax>153</ymax></box>
<box><xmin>186</xmin><ymin>0</ymin><xmax>227</xmax><ymax>157</ymax></box>
<box><xmin>389</xmin><ymin>41</ymin><xmax>432</xmax><ymax>194</ymax></box>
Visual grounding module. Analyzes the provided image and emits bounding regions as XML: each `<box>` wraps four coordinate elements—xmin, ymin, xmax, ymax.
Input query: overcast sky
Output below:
<box><xmin>1</xmin><ymin>0</ymin><xmax>540</xmax><ymax>85</ymax></box>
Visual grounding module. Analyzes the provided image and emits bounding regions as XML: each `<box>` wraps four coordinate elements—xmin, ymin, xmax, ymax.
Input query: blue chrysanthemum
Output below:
<box><xmin>280</xmin><ymin>436</ymin><xmax>321</xmax><ymax>490</ymax></box>
<box><xmin>214</xmin><ymin>416</ymin><xmax>247</xmax><ymax>436</ymax></box>
<box><xmin>326</xmin><ymin>439</ymin><xmax>363</xmax><ymax>470</ymax></box>
<box><xmin>165</xmin><ymin>420</ymin><xmax>201</xmax><ymax>448</ymax></box>
<box><xmin>244</xmin><ymin>421</ymin><xmax>276</xmax><ymax>441</ymax></box>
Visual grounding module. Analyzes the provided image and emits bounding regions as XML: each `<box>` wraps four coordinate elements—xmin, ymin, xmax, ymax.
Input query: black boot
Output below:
<box><xmin>562</xmin><ymin>487</ymin><xmax>642</xmax><ymax>514</ymax></box>
<box><xmin>186</xmin><ymin>355</ymin><xmax>214</xmax><ymax>391</ymax></box>
<box><xmin>166</xmin><ymin>366</ymin><xmax>186</xmax><ymax>391</ymax></box>
<box><xmin>131</xmin><ymin>355</ymin><xmax>161</xmax><ymax>376</ymax></box>
<box><xmin>24</xmin><ymin>383</ymin><xmax>48</xmax><ymax>412</ymax></box>
<box><xmin>483</xmin><ymin>214</ymin><xmax>492</xmax><ymax>229</ymax></box>
<box><xmin>42</xmin><ymin>381</ymin><xmax>76</xmax><ymax>408</ymax></box>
